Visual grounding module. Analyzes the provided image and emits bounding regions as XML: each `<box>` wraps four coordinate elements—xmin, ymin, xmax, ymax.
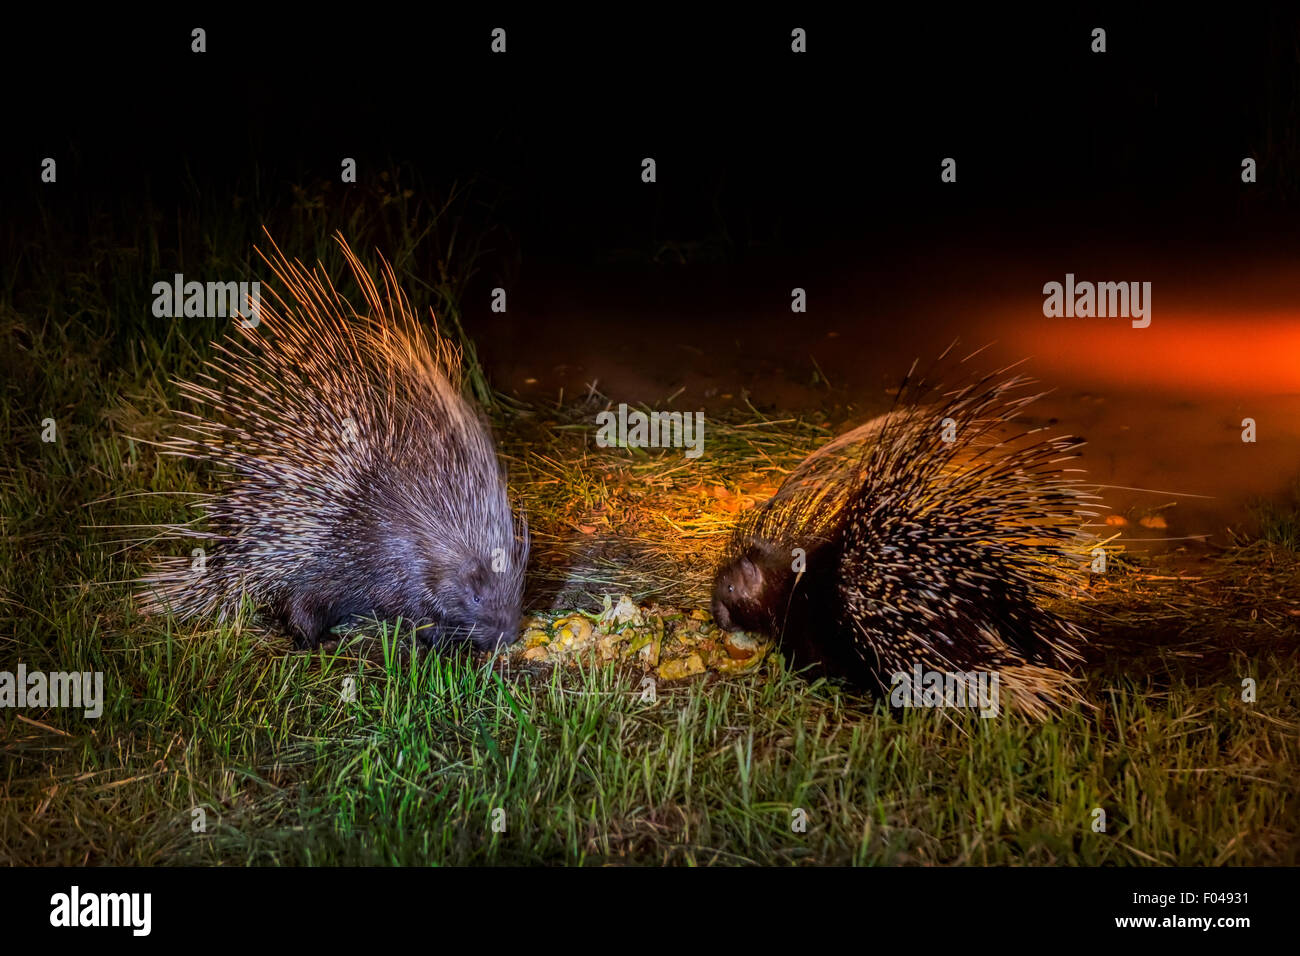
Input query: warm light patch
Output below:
<box><xmin>1005</xmin><ymin>312</ymin><xmax>1300</xmax><ymax>394</ymax></box>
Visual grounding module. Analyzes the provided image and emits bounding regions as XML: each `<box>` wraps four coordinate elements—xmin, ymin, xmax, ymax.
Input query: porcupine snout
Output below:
<box><xmin>468</xmin><ymin>589</ymin><xmax>523</xmax><ymax>653</ymax></box>
<box><xmin>710</xmin><ymin>593</ymin><xmax>733</xmax><ymax>630</ymax></box>
<box><xmin>472</xmin><ymin>536</ymin><xmax>529</xmax><ymax>652</ymax></box>
<box><xmin>414</xmin><ymin>596</ymin><xmax>520</xmax><ymax>652</ymax></box>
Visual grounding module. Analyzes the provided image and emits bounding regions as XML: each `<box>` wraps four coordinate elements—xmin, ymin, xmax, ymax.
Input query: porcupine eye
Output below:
<box><xmin>462</xmin><ymin>574</ymin><xmax>486</xmax><ymax>611</ymax></box>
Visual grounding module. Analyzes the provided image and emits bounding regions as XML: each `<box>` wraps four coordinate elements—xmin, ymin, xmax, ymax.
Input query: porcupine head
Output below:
<box><xmin>711</xmin><ymin>540</ymin><xmax>789</xmax><ymax>633</ymax></box>
<box><xmin>268</xmin><ymin>402</ymin><xmax>530</xmax><ymax>653</ymax></box>
<box><xmin>711</xmin><ymin>538</ymin><xmax>838</xmax><ymax>640</ymax></box>
<box><xmin>411</xmin><ymin>465</ymin><xmax>530</xmax><ymax>652</ymax></box>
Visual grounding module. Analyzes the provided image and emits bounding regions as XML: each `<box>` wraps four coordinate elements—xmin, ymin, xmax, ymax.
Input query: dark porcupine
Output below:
<box><xmin>137</xmin><ymin>231</ymin><xmax>529</xmax><ymax>651</ymax></box>
<box><xmin>711</xmin><ymin>357</ymin><xmax>1102</xmax><ymax>716</ymax></box>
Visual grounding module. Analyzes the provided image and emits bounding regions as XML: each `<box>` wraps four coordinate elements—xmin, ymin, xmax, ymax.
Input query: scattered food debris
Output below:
<box><xmin>506</xmin><ymin>596</ymin><xmax>771</xmax><ymax>680</ymax></box>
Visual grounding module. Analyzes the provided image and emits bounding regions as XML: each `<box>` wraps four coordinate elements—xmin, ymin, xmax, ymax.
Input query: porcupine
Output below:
<box><xmin>711</xmin><ymin>359</ymin><xmax>1101</xmax><ymax>716</ymax></box>
<box><xmin>137</xmin><ymin>232</ymin><xmax>529</xmax><ymax>651</ymax></box>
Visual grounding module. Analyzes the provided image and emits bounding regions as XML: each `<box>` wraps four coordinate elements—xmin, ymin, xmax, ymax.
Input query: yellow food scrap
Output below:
<box><xmin>522</xmin><ymin>628</ymin><xmax>551</xmax><ymax>649</ymax></box>
<box><xmin>658</xmin><ymin>653</ymin><xmax>706</xmax><ymax>681</ymax></box>
<box><xmin>551</xmin><ymin>615</ymin><xmax>594</xmax><ymax>648</ymax></box>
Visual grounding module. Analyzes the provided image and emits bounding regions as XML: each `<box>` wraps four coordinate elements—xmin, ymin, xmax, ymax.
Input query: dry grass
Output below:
<box><xmin>501</xmin><ymin>393</ymin><xmax>835</xmax><ymax>611</ymax></box>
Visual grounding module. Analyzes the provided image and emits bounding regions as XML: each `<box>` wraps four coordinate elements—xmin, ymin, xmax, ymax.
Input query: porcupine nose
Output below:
<box><xmin>711</xmin><ymin>596</ymin><xmax>732</xmax><ymax>630</ymax></box>
<box><xmin>478</xmin><ymin>615</ymin><xmax>519</xmax><ymax>651</ymax></box>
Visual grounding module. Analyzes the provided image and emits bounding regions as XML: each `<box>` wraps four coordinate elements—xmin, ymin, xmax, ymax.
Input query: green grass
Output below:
<box><xmin>2</xmin><ymin>177</ymin><xmax>1298</xmax><ymax>866</ymax></box>
<box><xmin>5</xmin><ymin>601</ymin><xmax>1297</xmax><ymax>865</ymax></box>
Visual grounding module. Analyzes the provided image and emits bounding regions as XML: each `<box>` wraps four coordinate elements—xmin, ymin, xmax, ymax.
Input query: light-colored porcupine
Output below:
<box><xmin>711</xmin><ymin>357</ymin><xmax>1102</xmax><ymax>716</ymax></box>
<box><xmin>138</xmin><ymin>231</ymin><xmax>528</xmax><ymax>651</ymax></box>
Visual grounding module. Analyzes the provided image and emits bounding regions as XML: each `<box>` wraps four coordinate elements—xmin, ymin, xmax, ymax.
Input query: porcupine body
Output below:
<box><xmin>138</xmin><ymin>233</ymin><xmax>528</xmax><ymax>651</ymax></box>
<box><xmin>711</xmin><ymin>362</ymin><xmax>1100</xmax><ymax>715</ymax></box>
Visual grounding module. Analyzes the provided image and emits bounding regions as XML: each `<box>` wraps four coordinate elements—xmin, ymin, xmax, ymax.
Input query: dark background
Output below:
<box><xmin>5</xmin><ymin>8</ymin><xmax>1298</xmax><ymax>262</ymax></box>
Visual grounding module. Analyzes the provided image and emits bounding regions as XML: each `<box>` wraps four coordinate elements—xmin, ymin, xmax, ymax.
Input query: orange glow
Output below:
<box><xmin>989</xmin><ymin>312</ymin><xmax>1300</xmax><ymax>395</ymax></box>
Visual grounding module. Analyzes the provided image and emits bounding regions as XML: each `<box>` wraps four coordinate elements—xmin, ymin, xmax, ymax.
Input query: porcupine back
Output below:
<box><xmin>137</xmin><ymin>232</ymin><xmax>528</xmax><ymax>649</ymax></box>
<box><xmin>836</xmin><ymin>369</ymin><xmax>1099</xmax><ymax>709</ymax></box>
<box><xmin>714</xmin><ymin>360</ymin><xmax>1102</xmax><ymax>715</ymax></box>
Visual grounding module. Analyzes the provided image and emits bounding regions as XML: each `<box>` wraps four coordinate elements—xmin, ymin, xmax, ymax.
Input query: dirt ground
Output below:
<box><xmin>477</xmin><ymin>235</ymin><xmax>1300</xmax><ymax>556</ymax></box>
